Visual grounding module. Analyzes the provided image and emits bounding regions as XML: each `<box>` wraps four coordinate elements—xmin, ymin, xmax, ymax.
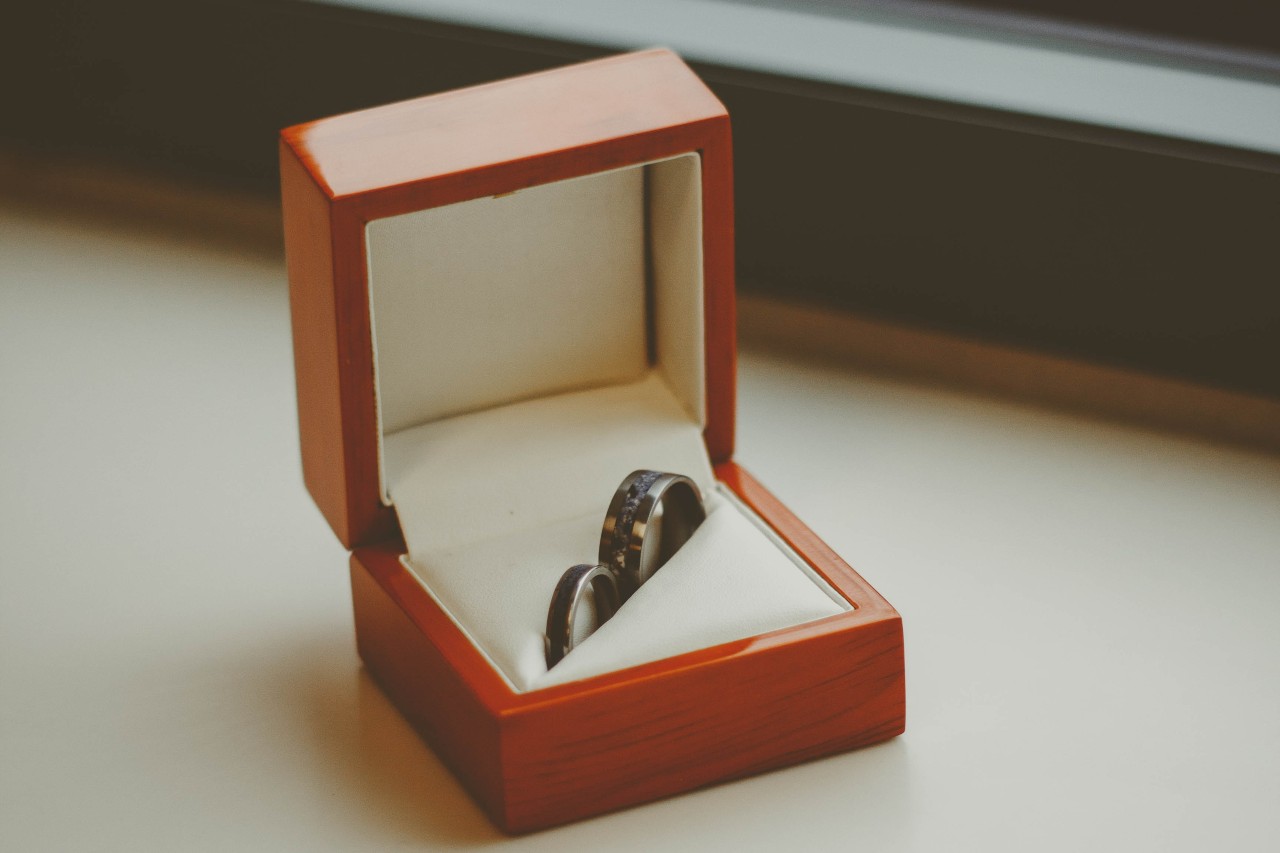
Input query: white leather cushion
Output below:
<box><xmin>383</xmin><ymin>374</ymin><xmax>847</xmax><ymax>692</ymax></box>
<box><xmin>538</xmin><ymin>494</ymin><xmax>846</xmax><ymax>689</ymax></box>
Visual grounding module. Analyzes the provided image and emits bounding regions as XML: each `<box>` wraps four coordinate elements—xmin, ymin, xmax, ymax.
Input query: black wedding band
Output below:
<box><xmin>544</xmin><ymin>563</ymin><xmax>621</xmax><ymax>668</ymax></box>
<box><xmin>600</xmin><ymin>470</ymin><xmax>706</xmax><ymax>599</ymax></box>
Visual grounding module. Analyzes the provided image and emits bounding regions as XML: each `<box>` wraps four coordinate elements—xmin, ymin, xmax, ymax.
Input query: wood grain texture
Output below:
<box><xmin>284</xmin><ymin>49</ymin><xmax>726</xmax><ymax>200</ymax></box>
<box><xmin>281</xmin><ymin>48</ymin><xmax>735</xmax><ymax>547</ymax></box>
<box><xmin>350</xmin><ymin>463</ymin><xmax>904</xmax><ymax>833</ymax></box>
<box><xmin>279</xmin><ymin>142</ymin><xmax>351</xmax><ymax>544</ymax></box>
<box><xmin>700</xmin><ymin>114</ymin><xmax>737</xmax><ymax>464</ymax></box>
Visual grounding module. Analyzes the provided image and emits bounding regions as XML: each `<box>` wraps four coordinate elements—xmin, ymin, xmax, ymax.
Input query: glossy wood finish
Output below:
<box><xmin>352</xmin><ymin>460</ymin><xmax>904</xmax><ymax>833</ymax></box>
<box><xmin>283</xmin><ymin>49</ymin><xmax>903</xmax><ymax>833</ymax></box>
<box><xmin>281</xmin><ymin>48</ymin><xmax>735</xmax><ymax>548</ymax></box>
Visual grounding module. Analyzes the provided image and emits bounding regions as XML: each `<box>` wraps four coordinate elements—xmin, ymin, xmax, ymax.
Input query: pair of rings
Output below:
<box><xmin>544</xmin><ymin>470</ymin><xmax>706</xmax><ymax>669</ymax></box>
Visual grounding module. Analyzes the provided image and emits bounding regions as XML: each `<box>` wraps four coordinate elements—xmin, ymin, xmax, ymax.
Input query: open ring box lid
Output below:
<box><xmin>280</xmin><ymin>49</ymin><xmax>904</xmax><ymax>833</ymax></box>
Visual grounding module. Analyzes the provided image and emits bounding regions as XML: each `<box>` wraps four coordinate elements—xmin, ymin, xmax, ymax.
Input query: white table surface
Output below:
<box><xmin>2</xmin><ymin>178</ymin><xmax>1278</xmax><ymax>851</ymax></box>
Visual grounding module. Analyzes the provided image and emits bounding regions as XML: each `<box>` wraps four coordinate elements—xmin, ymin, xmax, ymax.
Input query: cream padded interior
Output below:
<box><xmin>366</xmin><ymin>155</ymin><xmax>848</xmax><ymax>693</ymax></box>
<box><xmin>367</xmin><ymin>162</ymin><xmax>649</xmax><ymax>436</ymax></box>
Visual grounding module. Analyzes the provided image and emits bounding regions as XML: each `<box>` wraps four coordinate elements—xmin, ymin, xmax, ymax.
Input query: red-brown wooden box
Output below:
<box><xmin>280</xmin><ymin>49</ymin><xmax>904</xmax><ymax>833</ymax></box>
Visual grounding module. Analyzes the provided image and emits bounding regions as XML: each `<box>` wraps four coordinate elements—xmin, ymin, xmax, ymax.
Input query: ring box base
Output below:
<box><xmin>351</xmin><ymin>462</ymin><xmax>904</xmax><ymax>833</ymax></box>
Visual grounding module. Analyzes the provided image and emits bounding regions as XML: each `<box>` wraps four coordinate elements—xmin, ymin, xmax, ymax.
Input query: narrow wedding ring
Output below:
<box><xmin>544</xmin><ymin>563</ymin><xmax>621</xmax><ymax>669</ymax></box>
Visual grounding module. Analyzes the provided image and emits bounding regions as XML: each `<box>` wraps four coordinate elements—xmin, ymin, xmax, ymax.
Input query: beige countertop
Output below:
<box><xmin>2</xmin><ymin>165</ymin><xmax>1278</xmax><ymax>851</ymax></box>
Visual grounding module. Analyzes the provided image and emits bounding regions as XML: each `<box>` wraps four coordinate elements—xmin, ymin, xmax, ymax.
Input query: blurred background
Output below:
<box><xmin>7</xmin><ymin>0</ymin><xmax>1280</xmax><ymax>398</ymax></box>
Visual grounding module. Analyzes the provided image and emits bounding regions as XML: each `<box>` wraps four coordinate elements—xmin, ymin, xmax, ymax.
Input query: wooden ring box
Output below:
<box><xmin>280</xmin><ymin>49</ymin><xmax>905</xmax><ymax>834</ymax></box>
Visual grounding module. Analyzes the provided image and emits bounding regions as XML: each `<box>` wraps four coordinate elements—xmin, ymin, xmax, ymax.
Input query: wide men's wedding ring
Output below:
<box><xmin>600</xmin><ymin>470</ymin><xmax>706</xmax><ymax>598</ymax></box>
<box><xmin>544</xmin><ymin>563</ymin><xmax>621</xmax><ymax>668</ymax></box>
